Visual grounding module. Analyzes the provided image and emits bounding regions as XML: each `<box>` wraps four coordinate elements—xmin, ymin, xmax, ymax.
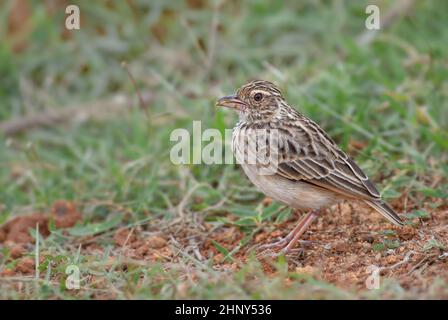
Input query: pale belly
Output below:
<box><xmin>240</xmin><ymin>163</ymin><xmax>340</xmax><ymax>210</ymax></box>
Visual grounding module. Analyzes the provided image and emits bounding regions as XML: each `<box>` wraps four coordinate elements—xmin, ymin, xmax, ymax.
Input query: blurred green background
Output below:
<box><xmin>0</xmin><ymin>0</ymin><xmax>447</xmax><ymax>299</ymax></box>
<box><xmin>1</xmin><ymin>0</ymin><xmax>446</xmax><ymax>212</ymax></box>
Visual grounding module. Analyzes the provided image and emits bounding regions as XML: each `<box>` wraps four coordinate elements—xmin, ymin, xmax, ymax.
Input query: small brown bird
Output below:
<box><xmin>217</xmin><ymin>80</ymin><xmax>403</xmax><ymax>254</ymax></box>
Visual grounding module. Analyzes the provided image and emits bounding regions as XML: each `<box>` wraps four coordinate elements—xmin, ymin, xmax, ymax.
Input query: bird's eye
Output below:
<box><xmin>253</xmin><ymin>92</ymin><xmax>263</xmax><ymax>102</ymax></box>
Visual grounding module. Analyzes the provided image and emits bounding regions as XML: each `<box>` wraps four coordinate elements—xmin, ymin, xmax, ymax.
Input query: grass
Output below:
<box><xmin>0</xmin><ymin>0</ymin><xmax>447</xmax><ymax>299</ymax></box>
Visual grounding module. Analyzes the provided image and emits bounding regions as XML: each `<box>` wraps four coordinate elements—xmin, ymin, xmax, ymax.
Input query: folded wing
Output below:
<box><xmin>247</xmin><ymin>116</ymin><xmax>403</xmax><ymax>226</ymax></box>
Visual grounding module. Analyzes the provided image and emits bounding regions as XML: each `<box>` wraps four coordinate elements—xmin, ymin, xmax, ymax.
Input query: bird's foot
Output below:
<box><xmin>251</xmin><ymin>238</ymin><xmax>313</xmax><ymax>259</ymax></box>
<box><xmin>255</xmin><ymin>247</ymin><xmax>304</xmax><ymax>259</ymax></box>
<box><xmin>252</xmin><ymin>238</ymin><xmax>313</xmax><ymax>252</ymax></box>
<box><xmin>253</xmin><ymin>237</ymin><xmax>290</xmax><ymax>252</ymax></box>
<box><xmin>250</xmin><ymin>210</ymin><xmax>319</xmax><ymax>259</ymax></box>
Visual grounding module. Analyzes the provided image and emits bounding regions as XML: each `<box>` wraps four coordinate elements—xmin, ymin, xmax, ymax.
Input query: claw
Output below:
<box><xmin>250</xmin><ymin>210</ymin><xmax>319</xmax><ymax>258</ymax></box>
<box><xmin>255</xmin><ymin>247</ymin><xmax>305</xmax><ymax>259</ymax></box>
<box><xmin>254</xmin><ymin>237</ymin><xmax>289</xmax><ymax>252</ymax></box>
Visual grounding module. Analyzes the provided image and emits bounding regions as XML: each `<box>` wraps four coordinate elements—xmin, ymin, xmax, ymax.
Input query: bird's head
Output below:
<box><xmin>216</xmin><ymin>80</ymin><xmax>285</xmax><ymax>121</ymax></box>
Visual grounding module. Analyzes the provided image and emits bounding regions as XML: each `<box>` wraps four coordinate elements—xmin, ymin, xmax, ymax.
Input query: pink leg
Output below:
<box><xmin>255</xmin><ymin>210</ymin><xmax>319</xmax><ymax>255</ymax></box>
<box><xmin>281</xmin><ymin>211</ymin><xmax>317</xmax><ymax>253</ymax></box>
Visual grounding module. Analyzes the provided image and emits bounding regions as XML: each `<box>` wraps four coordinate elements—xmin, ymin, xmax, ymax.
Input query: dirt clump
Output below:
<box><xmin>0</xmin><ymin>200</ymin><xmax>82</xmax><ymax>245</ymax></box>
<box><xmin>114</xmin><ymin>228</ymin><xmax>138</xmax><ymax>247</ymax></box>
<box><xmin>50</xmin><ymin>200</ymin><xmax>82</xmax><ymax>229</ymax></box>
<box><xmin>5</xmin><ymin>242</ymin><xmax>28</xmax><ymax>259</ymax></box>
<box><xmin>112</xmin><ymin>228</ymin><xmax>171</xmax><ymax>261</ymax></box>
<box><xmin>145</xmin><ymin>236</ymin><xmax>167</xmax><ymax>249</ymax></box>
<box><xmin>0</xmin><ymin>213</ymin><xmax>49</xmax><ymax>244</ymax></box>
<box><xmin>14</xmin><ymin>257</ymin><xmax>35</xmax><ymax>275</ymax></box>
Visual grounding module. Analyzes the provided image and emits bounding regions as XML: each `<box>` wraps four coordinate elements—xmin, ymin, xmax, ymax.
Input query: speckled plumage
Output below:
<box><xmin>218</xmin><ymin>80</ymin><xmax>403</xmax><ymax>232</ymax></box>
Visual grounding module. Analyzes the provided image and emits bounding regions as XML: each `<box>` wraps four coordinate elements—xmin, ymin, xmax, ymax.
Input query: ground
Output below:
<box><xmin>1</xmin><ymin>196</ymin><xmax>447</xmax><ymax>299</ymax></box>
<box><xmin>0</xmin><ymin>0</ymin><xmax>447</xmax><ymax>299</ymax></box>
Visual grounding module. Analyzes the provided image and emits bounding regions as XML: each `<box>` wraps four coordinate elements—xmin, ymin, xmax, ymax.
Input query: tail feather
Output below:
<box><xmin>364</xmin><ymin>200</ymin><xmax>404</xmax><ymax>226</ymax></box>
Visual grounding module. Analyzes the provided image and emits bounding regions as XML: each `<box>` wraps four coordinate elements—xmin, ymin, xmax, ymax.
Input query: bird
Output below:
<box><xmin>216</xmin><ymin>80</ymin><xmax>403</xmax><ymax>255</ymax></box>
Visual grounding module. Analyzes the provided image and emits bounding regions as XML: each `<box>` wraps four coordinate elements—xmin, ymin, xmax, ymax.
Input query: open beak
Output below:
<box><xmin>216</xmin><ymin>95</ymin><xmax>247</xmax><ymax>111</ymax></box>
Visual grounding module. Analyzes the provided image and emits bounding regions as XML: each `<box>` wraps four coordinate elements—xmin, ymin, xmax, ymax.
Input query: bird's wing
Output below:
<box><xmin>258</xmin><ymin>117</ymin><xmax>382</xmax><ymax>201</ymax></box>
<box><xmin>236</xmin><ymin>111</ymin><xmax>403</xmax><ymax>225</ymax></box>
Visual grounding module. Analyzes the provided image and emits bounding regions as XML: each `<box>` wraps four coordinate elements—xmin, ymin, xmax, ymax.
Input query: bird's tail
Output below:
<box><xmin>363</xmin><ymin>200</ymin><xmax>404</xmax><ymax>226</ymax></box>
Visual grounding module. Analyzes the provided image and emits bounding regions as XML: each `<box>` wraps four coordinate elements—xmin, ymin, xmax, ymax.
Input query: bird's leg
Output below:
<box><xmin>280</xmin><ymin>211</ymin><xmax>318</xmax><ymax>253</ymax></box>
<box><xmin>255</xmin><ymin>214</ymin><xmax>308</xmax><ymax>250</ymax></box>
<box><xmin>255</xmin><ymin>210</ymin><xmax>318</xmax><ymax>254</ymax></box>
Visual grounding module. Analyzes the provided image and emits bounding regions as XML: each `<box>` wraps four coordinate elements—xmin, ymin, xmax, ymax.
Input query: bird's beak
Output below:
<box><xmin>216</xmin><ymin>95</ymin><xmax>247</xmax><ymax>111</ymax></box>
